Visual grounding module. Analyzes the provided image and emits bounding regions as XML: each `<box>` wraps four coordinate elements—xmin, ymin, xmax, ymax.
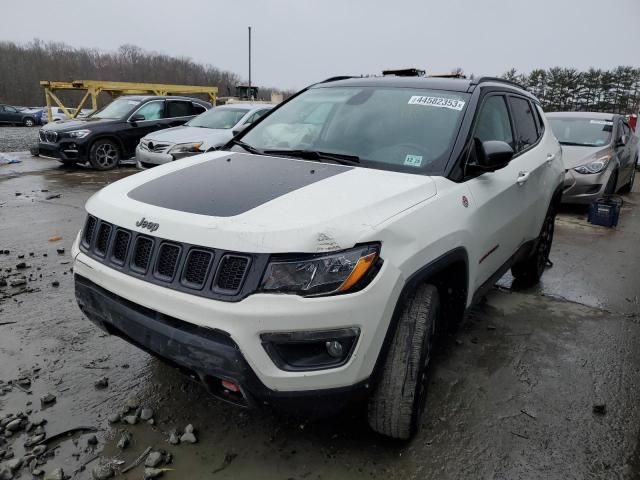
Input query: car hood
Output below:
<box><xmin>41</xmin><ymin>117</ymin><xmax>118</xmax><ymax>131</ymax></box>
<box><xmin>144</xmin><ymin>126</ymin><xmax>232</xmax><ymax>149</ymax></box>
<box><xmin>86</xmin><ymin>151</ymin><xmax>438</xmax><ymax>253</ymax></box>
<box><xmin>561</xmin><ymin>145</ymin><xmax>613</xmax><ymax>169</ymax></box>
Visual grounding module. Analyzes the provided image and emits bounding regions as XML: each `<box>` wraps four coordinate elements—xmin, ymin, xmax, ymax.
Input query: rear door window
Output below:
<box><xmin>166</xmin><ymin>101</ymin><xmax>193</xmax><ymax>118</ymax></box>
<box><xmin>509</xmin><ymin>97</ymin><xmax>539</xmax><ymax>151</ymax></box>
<box><xmin>191</xmin><ymin>103</ymin><xmax>207</xmax><ymax>115</ymax></box>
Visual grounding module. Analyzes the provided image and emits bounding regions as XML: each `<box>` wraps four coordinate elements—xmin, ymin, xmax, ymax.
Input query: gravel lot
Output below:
<box><xmin>0</xmin><ymin>126</ymin><xmax>39</xmax><ymax>153</ymax></box>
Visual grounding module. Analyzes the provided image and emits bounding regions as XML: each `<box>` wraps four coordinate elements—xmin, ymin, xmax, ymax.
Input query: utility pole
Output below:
<box><xmin>248</xmin><ymin>26</ymin><xmax>252</xmax><ymax>89</ymax></box>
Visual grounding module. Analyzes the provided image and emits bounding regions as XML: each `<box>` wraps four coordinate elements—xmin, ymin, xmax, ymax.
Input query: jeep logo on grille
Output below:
<box><xmin>135</xmin><ymin>217</ymin><xmax>159</xmax><ymax>232</ymax></box>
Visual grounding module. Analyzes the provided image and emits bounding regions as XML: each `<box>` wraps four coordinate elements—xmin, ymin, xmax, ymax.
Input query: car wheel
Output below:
<box><xmin>619</xmin><ymin>164</ymin><xmax>636</xmax><ymax>194</ymax></box>
<box><xmin>367</xmin><ymin>284</ymin><xmax>439</xmax><ymax>440</ymax></box>
<box><xmin>24</xmin><ymin>118</ymin><xmax>35</xmax><ymax>127</ymax></box>
<box><xmin>511</xmin><ymin>205</ymin><xmax>556</xmax><ymax>287</ymax></box>
<box><xmin>89</xmin><ymin>140</ymin><xmax>121</xmax><ymax>170</ymax></box>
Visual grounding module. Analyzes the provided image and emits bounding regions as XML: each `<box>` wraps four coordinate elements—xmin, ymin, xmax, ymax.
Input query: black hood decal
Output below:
<box><xmin>127</xmin><ymin>153</ymin><xmax>352</xmax><ymax>217</ymax></box>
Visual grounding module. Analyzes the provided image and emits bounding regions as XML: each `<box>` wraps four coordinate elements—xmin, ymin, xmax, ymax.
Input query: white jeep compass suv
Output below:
<box><xmin>72</xmin><ymin>74</ymin><xmax>564</xmax><ymax>439</ymax></box>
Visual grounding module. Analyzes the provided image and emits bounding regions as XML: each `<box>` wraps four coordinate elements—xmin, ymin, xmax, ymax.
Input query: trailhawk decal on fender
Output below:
<box><xmin>127</xmin><ymin>153</ymin><xmax>352</xmax><ymax>217</ymax></box>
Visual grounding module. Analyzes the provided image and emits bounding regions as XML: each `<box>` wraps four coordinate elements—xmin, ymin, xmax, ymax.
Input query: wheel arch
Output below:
<box><xmin>369</xmin><ymin>247</ymin><xmax>469</xmax><ymax>384</ymax></box>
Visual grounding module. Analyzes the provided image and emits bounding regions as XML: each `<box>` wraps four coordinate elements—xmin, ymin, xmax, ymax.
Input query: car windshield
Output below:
<box><xmin>90</xmin><ymin>98</ymin><xmax>141</xmax><ymax>120</ymax></box>
<box><xmin>238</xmin><ymin>86</ymin><xmax>469</xmax><ymax>174</ymax></box>
<box><xmin>548</xmin><ymin>117</ymin><xmax>613</xmax><ymax>147</ymax></box>
<box><xmin>187</xmin><ymin>107</ymin><xmax>249</xmax><ymax>129</ymax></box>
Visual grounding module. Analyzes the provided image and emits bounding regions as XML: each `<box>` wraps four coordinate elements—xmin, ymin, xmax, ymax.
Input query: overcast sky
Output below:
<box><xmin>3</xmin><ymin>0</ymin><xmax>640</xmax><ymax>90</ymax></box>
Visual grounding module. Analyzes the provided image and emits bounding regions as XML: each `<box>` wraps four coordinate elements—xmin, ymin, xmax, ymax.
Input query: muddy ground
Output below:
<box><xmin>0</xmin><ymin>127</ymin><xmax>39</xmax><ymax>154</ymax></box>
<box><xmin>1</xmin><ymin>152</ymin><xmax>639</xmax><ymax>480</ymax></box>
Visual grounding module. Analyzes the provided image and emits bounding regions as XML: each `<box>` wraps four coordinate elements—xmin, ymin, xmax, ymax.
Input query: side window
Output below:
<box><xmin>509</xmin><ymin>97</ymin><xmax>539</xmax><ymax>151</ymax></box>
<box><xmin>474</xmin><ymin>95</ymin><xmax>514</xmax><ymax>147</ymax></box>
<box><xmin>6</xmin><ymin>106</ymin><xmax>17</xmax><ymax>113</ymax></box>
<box><xmin>243</xmin><ymin>109</ymin><xmax>269</xmax><ymax>125</ymax></box>
<box><xmin>166</xmin><ymin>101</ymin><xmax>193</xmax><ymax>118</ymax></box>
<box><xmin>191</xmin><ymin>103</ymin><xmax>207</xmax><ymax>115</ymax></box>
<box><xmin>135</xmin><ymin>101</ymin><xmax>164</xmax><ymax>120</ymax></box>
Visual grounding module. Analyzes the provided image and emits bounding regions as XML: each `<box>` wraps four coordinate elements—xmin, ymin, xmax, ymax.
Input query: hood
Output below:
<box><xmin>561</xmin><ymin>145</ymin><xmax>613</xmax><ymax>169</ymax></box>
<box><xmin>144</xmin><ymin>125</ymin><xmax>232</xmax><ymax>149</ymax></box>
<box><xmin>41</xmin><ymin>117</ymin><xmax>118</xmax><ymax>131</ymax></box>
<box><xmin>86</xmin><ymin>152</ymin><xmax>438</xmax><ymax>253</ymax></box>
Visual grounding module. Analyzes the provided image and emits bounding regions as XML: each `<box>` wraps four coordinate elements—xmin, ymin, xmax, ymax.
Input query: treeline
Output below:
<box><xmin>0</xmin><ymin>40</ymin><xmax>287</xmax><ymax>106</ymax></box>
<box><xmin>502</xmin><ymin>67</ymin><xmax>640</xmax><ymax>114</ymax></box>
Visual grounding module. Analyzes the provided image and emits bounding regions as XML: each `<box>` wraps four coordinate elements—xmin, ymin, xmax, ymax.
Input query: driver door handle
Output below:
<box><xmin>546</xmin><ymin>153</ymin><xmax>556</xmax><ymax>163</ymax></box>
<box><xmin>517</xmin><ymin>171</ymin><xmax>530</xmax><ymax>185</ymax></box>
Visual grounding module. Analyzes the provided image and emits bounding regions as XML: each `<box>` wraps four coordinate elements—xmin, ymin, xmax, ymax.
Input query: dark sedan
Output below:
<box><xmin>36</xmin><ymin>96</ymin><xmax>211</xmax><ymax>170</ymax></box>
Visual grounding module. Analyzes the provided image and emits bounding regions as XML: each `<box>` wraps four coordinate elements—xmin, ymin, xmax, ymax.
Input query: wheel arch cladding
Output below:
<box><xmin>369</xmin><ymin>247</ymin><xmax>469</xmax><ymax>384</ymax></box>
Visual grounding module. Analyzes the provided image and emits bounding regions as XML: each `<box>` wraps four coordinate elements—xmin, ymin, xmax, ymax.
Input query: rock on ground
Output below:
<box><xmin>144</xmin><ymin>451</ymin><xmax>163</xmax><ymax>468</ymax></box>
<box><xmin>43</xmin><ymin>468</ymin><xmax>64</xmax><ymax>480</ymax></box>
<box><xmin>91</xmin><ymin>464</ymin><xmax>114</xmax><ymax>480</ymax></box>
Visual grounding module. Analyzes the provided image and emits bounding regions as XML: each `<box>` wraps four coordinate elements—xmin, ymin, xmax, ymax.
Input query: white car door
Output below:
<box><xmin>465</xmin><ymin>94</ymin><xmax>530</xmax><ymax>290</ymax></box>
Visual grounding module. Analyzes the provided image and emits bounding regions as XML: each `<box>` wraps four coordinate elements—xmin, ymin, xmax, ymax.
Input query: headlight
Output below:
<box><xmin>168</xmin><ymin>142</ymin><xmax>203</xmax><ymax>154</ymax></box>
<box><xmin>260</xmin><ymin>244</ymin><xmax>381</xmax><ymax>297</ymax></box>
<box><xmin>67</xmin><ymin>129</ymin><xmax>90</xmax><ymax>139</ymax></box>
<box><xmin>574</xmin><ymin>155</ymin><xmax>611</xmax><ymax>174</ymax></box>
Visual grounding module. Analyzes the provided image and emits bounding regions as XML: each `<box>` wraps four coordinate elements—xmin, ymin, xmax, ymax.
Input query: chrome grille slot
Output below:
<box><xmin>94</xmin><ymin>222</ymin><xmax>112</xmax><ymax>257</ymax></box>
<box><xmin>182</xmin><ymin>250</ymin><xmax>213</xmax><ymax>288</ymax></box>
<box><xmin>214</xmin><ymin>255</ymin><xmax>250</xmax><ymax>294</ymax></box>
<box><xmin>111</xmin><ymin>230</ymin><xmax>131</xmax><ymax>265</ymax></box>
<box><xmin>83</xmin><ymin>216</ymin><xmax>97</xmax><ymax>247</ymax></box>
<box><xmin>155</xmin><ymin>243</ymin><xmax>181</xmax><ymax>281</ymax></box>
<box><xmin>132</xmin><ymin>236</ymin><xmax>153</xmax><ymax>273</ymax></box>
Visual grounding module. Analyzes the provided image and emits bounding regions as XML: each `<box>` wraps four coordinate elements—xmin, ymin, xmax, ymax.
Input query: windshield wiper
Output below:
<box><xmin>229</xmin><ymin>139</ymin><xmax>264</xmax><ymax>155</ymax></box>
<box><xmin>559</xmin><ymin>141</ymin><xmax>598</xmax><ymax>147</ymax></box>
<box><xmin>262</xmin><ymin>149</ymin><xmax>360</xmax><ymax>166</ymax></box>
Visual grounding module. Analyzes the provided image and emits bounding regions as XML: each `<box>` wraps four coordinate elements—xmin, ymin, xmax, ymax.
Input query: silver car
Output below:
<box><xmin>547</xmin><ymin>112</ymin><xmax>638</xmax><ymax>204</ymax></box>
<box><xmin>136</xmin><ymin>103</ymin><xmax>273</xmax><ymax>168</ymax></box>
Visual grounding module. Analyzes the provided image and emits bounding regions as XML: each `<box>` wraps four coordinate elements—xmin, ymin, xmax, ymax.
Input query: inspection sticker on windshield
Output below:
<box><xmin>590</xmin><ymin>120</ymin><xmax>613</xmax><ymax>125</ymax></box>
<box><xmin>404</xmin><ymin>154</ymin><xmax>423</xmax><ymax>167</ymax></box>
<box><xmin>408</xmin><ymin>96</ymin><xmax>465</xmax><ymax>111</ymax></box>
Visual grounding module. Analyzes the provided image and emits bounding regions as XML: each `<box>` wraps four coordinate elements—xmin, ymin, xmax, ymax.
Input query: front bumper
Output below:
<box><xmin>135</xmin><ymin>145</ymin><xmax>173</xmax><ymax>169</ymax></box>
<box><xmin>72</xmin><ymin>245</ymin><xmax>402</xmax><ymax>394</ymax></box>
<box><xmin>38</xmin><ymin>141</ymin><xmax>88</xmax><ymax>163</ymax></box>
<box><xmin>561</xmin><ymin>168</ymin><xmax>612</xmax><ymax>204</ymax></box>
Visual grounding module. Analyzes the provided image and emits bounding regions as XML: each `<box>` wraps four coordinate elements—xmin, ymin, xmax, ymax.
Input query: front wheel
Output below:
<box><xmin>511</xmin><ymin>206</ymin><xmax>556</xmax><ymax>287</ymax></box>
<box><xmin>24</xmin><ymin>118</ymin><xmax>35</xmax><ymax>127</ymax></box>
<box><xmin>89</xmin><ymin>139</ymin><xmax>120</xmax><ymax>170</ymax></box>
<box><xmin>367</xmin><ymin>284</ymin><xmax>440</xmax><ymax>440</ymax></box>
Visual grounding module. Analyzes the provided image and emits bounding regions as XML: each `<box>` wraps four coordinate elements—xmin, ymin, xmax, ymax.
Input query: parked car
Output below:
<box><xmin>37</xmin><ymin>96</ymin><xmax>211</xmax><ymax>170</ymax></box>
<box><xmin>547</xmin><ymin>112</ymin><xmax>638</xmax><ymax>203</ymax></box>
<box><xmin>136</xmin><ymin>104</ymin><xmax>273</xmax><ymax>169</ymax></box>
<box><xmin>0</xmin><ymin>104</ymin><xmax>40</xmax><ymax>126</ymax></box>
<box><xmin>73</xmin><ymin>75</ymin><xmax>563</xmax><ymax>439</ymax></box>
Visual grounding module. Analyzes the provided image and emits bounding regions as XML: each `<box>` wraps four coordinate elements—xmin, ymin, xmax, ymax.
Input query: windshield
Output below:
<box><xmin>548</xmin><ymin>117</ymin><xmax>613</xmax><ymax>147</ymax></box>
<box><xmin>238</xmin><ymin>86</ymin><xmax>469</xmax><ymax>174</ymax></box>
<box><xmin>188</xmin><ymin>107</ymin><xmax>249</xmax><ymax>129</ymax></box>
<box><xmin>90</xmin><ymin>98</ymin><xmax>141</xmax><ymax>120</ymax></box>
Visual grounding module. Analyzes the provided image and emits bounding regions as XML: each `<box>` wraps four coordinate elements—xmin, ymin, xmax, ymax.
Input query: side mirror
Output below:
<box><xmin>467</xmin><ymin>140</ymin><xmax>514</xmax><ymax>174</ymax></box>
<box><xmin>617</xmin><ymin>135</ymin><xmax>628</xmax><ymax>147</ymax></box>
<box><xmin>232</xmin><ymin>123</ymin><xmax>251</xmax><ymax>136</ymax></box>
<box><xmin>130</xmin><ymin>114</ymin><xmax>145</xmax><ymax>123</ymax></box>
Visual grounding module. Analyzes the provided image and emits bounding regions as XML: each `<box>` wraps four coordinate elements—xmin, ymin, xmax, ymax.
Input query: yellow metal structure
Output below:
<box><xmin>40</xmin><ymin>80</ymin><xmax>218</xmax><ymax>121</ymax></box>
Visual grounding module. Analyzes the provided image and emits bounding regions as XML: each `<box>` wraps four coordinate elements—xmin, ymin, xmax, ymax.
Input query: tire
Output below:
<box><xmin>619</xmin><ymin>163</ymin><xmax>636</xmax><ymax>194</ymax></box>
<box><xmin>511</xmin><ymin>205</ymin><xmax>556</xmax><ymax>287</ymax></box>
<box><xmin>604</xmin><ymin>170</ymin><xmax>618</xmax><ymax>195</ymax></box>
<box><xmin>24</xmin><ymin>118</ymin><xmax>35</xmax><ymax>127</ymax></box>
<box><xmin>367</xmin><ymin>284</ymin><xmax>440</xmax><ymax>440</ymax></box>
<box><xmin>89</xmin><ymin>139</ymin><xmax>121</xmax><ymax>170</ymax></box>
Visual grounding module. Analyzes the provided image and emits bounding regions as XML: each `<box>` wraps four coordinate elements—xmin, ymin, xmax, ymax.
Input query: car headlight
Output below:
<box><xmin>67</xmin><ymin>129</ymin><xmax>91</xmax><ymax>139</ymax></box>
<box><xmin>168</xmin><ymin>142</ymin><xmax>204</xmax><ymax>154</ymax></box>
<box><xmin>260</xmin><ymin>244</ymin><xmax>381</xmax><ymax>297</ymax></box>
<box><xmin>574</xmin><ymin>155</ymin><xmax>611</xmax><ymax>174</ymax></box>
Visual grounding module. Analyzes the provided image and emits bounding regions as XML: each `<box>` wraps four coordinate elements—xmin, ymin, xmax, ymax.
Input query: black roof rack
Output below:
<box><xmin>473</xmin><ymin>76</ymin><xmax>528</xmax><ymax>91</ymax></box>
<box><xmin>319</xmin><ymin>75</ymin><xmax>357</xmax><ymax>84</ymax></box>
<box><xmin>382</xmin><ymin>68</ymin><xmax>426</xmax><ymax>77</ymax></box>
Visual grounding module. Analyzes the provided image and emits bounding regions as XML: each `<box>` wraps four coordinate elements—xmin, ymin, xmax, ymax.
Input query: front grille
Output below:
<box><xmin>78</xmin><ymin>216</ymin><xmax>257</xmax><ymax>301</ymax></box>
<box><xmin>132</xmin><ymin>237</ymin><xmax>153</xmax><ymax>272</ymax></box>
<box><xmin>183</xmin><ymin>250</ymin><xmax>213</xmax><ymax>288</ymax></box>
<box><xmin>83</xmin><ymin>216</ymin><xmax>97</xmax><ymax>246</ymax></box>
<box><xmin>155</xmin><ymin>243</ymin><xmax>181</xmax><ymax>281</ymax></box>
<box><xmin>39</xmin><ymin>130</ymin><xmax>45</xmax><ymax>142</ymax></box>
<box><xmin>95</xmin><ymin>223</ymin><xmax>112</xmax><ymax>256</ymax></box>
<box><xmin>111</xmin><ymin>230</ymin><xmax>131</xmax><ymax>265</ymax></box>
<box><xmin>215</xmin><ymin>255</ymin><xmax>250</xmax><ymax>293</ymax></box>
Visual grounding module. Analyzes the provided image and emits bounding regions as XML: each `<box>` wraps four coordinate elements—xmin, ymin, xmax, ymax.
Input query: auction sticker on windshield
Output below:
<box><xmin>404</xmin><ymin>154</ymin><xmax>423</xmax><ymax>167</ymax></box>
<box><xmin>408</xmin><ymin>96</ymin><xmax>465</xmax><ymax>111</ymax></box>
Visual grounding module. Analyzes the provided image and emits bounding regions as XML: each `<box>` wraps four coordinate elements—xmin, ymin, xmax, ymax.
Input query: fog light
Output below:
<box><xmin>326</xmin><ymin>340</ymin><xmax>344</xmax><ymax>358</ymax></box>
